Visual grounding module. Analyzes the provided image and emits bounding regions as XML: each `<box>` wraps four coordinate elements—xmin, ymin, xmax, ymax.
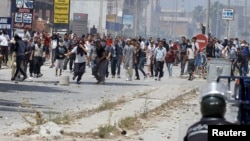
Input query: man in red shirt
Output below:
<box><xmin>43</xmin><ymin>32</ymin><xmax>51</xmax><ymax>60</ymax></box>
<box><xmin>106</xmin><ymin>35</ymin><xmax>113</xmax><ymax>47</ymax></box>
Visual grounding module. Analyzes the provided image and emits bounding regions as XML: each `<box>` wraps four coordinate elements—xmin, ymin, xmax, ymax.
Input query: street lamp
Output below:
<box><xmin>215</xmin><ymin>0</ymin><xmax>220</xmax><ymax>38</ymax></box>
<box><xmin>243</xmin><ymin>0</ymin><xmax>247</xmax><ymax>33</ymax></box>
<box><xmin>99</xmin><ymin>0</ymin><xmax>104</xmax><ymax>37</ymax></box>
<box><xmin>205</xmin><ymin>0</ymin><xmax>210</xmax><ymax>36</ymax></box>
<box><xmin>226</xmin><ymin>0</ymin><xmax>230</xmax><ymax>39</ymax></box>
<box><xmin>134</xmin><ymin>0</ymin><xmax>138</xmax><ymax>37</ymax></box>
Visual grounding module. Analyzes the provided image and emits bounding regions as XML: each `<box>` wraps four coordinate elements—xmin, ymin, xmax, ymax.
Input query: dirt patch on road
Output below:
<box><xmin>62</xmin><ymin>90</ymin><xmax>199</xmax><ymax>140</ymax></box>
<box><xmin>2</xmin><ymin>88</ymin><xmax>198</xmax><ymax>141</ymax></box>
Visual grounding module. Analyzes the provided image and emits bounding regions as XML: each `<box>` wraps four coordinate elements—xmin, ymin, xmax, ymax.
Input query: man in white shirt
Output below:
<box><xmin>0</xmin><ymin>29</ymin><xmax>10</xmax><ymax>66</ymax></box>
<box><xmin>33</xmin><ymin>29</ymin><xmax>42</xmax><ymax>39</ymax></box>
<box><xmin>186</xmin><ymin>44</ymin><xmax>195</xmax><ymax>80</ymax></box>
<box><xmin>23</xmin><ymin>27</ymin><xmax>31</xmax><ymax>42</ymax></box>
<box><xmin>215</xmin><ymin>40</ymin><xmax>223</xmax><ymax>58</ymax></box>
<box><xmin>192</xmin><ymin>37</ymin><xmax>202</xmax><ymax>75</ymax></box>
<box><xmin>140</xmin><ymin>38</ymin><xmax>145</xmax><ymax>50</ymax></box>
<box><xmin>154</xmin><ymin>40</ymin><xmax>166</xmax><ymax>81</ymax></box>
<box><xmin>85</xmin><ymin>34</ymin><xmax>93</xmax><ymax>66</ymax></box>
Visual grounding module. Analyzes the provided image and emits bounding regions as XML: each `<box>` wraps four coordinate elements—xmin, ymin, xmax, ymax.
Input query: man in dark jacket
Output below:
<box><xmin>55</xmin><ymin>38</ymin><xmax>68</xmax><ymax>76</ymax></box>
<box><xmin>162</xmin><ymin>38</ymin><xmax>170</xmax><ymax>52</ymax></box>
<box><xmin>12</xmin><ymin>34</ymin><xmax>28</xmax><ymax>81</ymax></box>
<box><xmin>236</xmin><ymin>47</ymin><xmax>247</xmax><ymax>76</ymax></box>
<box><xmin>108</xmin><ymin>39</ymin><xmax>123</xmax><ymax>78</ymax></box>
<box><xmin>222</xmin><ymin>38</ymin><xmax>228</xmax><ymax>48</ymax></box>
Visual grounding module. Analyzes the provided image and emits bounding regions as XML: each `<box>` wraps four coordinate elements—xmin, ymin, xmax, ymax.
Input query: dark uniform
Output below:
<box><xmin>184</xmin><ymin>118</ymin><xmax>233</xmax><ymax>141</ymax></box>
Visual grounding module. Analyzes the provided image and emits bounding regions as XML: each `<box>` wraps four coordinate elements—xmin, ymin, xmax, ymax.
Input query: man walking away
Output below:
<box><xmin>165</xmin><ymin>47</ymin><xmax>176</xmax><ymax>77</ymax></box>
<box><xmin>179</xmin><ymin>36</ymin><xmax>188</xmax><ymax>75</ymax></box>
<box><xmin>134</xmin><ymin>41</ymin><xmax>147</xmax><ymax>80</ymax></box>
<box><xmin>123</xmin><ymin>39</ymin><xmax>135</xmax><ymax>81</ymax></box>
<box><xmin>89</xmin><ymin>40</ymin><xmax>97</xmax><ymax>76</ymax></box>
<box><xmin>94</xmin><ymin>40</ymin><xmax>108</xmax><ymax>84</ymax></box>
<box><xmin>186</xmin><ymin>43</ymin><xmax>195</xmax><ymax>80</ymax></box>
<box><xmin>236</xmin><ymin>47</ymin><xmax>247</xmax><ymax>76</ymax></box>
<box><xmin>12</xmin><ymin>34</ymin><xmax>27</xmax><ymax>81</ymax></box>
<box><xmin>30</xmin><ymin>38</ymin><xmax>45</xmax><ymax>78</ymax></box>
<box><xmin>50</xmin><ymin>33</ymin><xmax>59</xmax><ymax>68</ymax></box>
<box><xmin>154</xmin><ymin>40</ymin><xmax>166</xmax><ymax>81</ymax></box>
<box><xmin>62</xmin><ymin>33</ymin><xmax>71</xmax><ymax>70</ymax></box>
<box><xmin>108</xmin><ymin>38</ymin><xmax>123</xmax><ymax>78</ymax></box>
<box><xmin>26</xmin><ymin>39</ymin><xmax>34</xmax><ymax>77</ymax></box>
<box><xmin>43</xmin><ymin>32</ymin><xmax>51</xmax><ymax>60</ymax></box>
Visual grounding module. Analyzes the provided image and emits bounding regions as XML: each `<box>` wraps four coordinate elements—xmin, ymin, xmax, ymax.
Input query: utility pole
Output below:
<box><xmin>174</xmin><ymin>0</ymin><xmax>178</xmax><ymax>39</ymax></box>
<box><xmin>108</xmin><ymin>0</ymin><xmax>112</xmax><ymax>35</ymax></box>
<box><xmin>205</xmin><ymin>0</ymin><xmax>210</xmax><ymax>36</ymax></box>
<box><xmin>171</xmin><ymin>0</ymin><xmax>174</xmax><ymax>38</ymax></box>
<box><xmin>244</xmin><ymin>0</ymin><xmax>247</xmax><ymax>33</ymax></box>
<box><xmin>115</xmin><ymin>0</ymin><xmax>118</xmax><ymax>36</ymax></box>
<box><xmin>226</xmin><ymin>0</ymin><xmax>230</xmax><ymax>39</ymax></box>
<box><xmin>144</xmin><ymin>0</ymin><xmax>147</xmax><ymax>37</ymax></box>
<box><xmin>99</xmin><ymin>0</ymin><xmax>104</xmax><ymax>37</ymax></box>
<box><xmin>215</xmin><ymin>0</ymin><xmax>220</xmax><ymax>38</ymax></box>
<box><xmin>134</xmin><ymin>0</ymin><xmax>138</xmax><ymax>37</ymax></box>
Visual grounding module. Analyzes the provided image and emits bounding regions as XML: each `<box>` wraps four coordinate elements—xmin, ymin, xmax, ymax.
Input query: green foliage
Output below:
<box><xmin>192</xmin><ymin>5</ymin><xmax>205</xmax><ymax>23</ymax></box>
<box><xmin>210</xmin><ymin>1</ymin><xmax>226</xmax><ymax>38</ymax></box>
<box><xmin>192</xmin><ymin>2</ymin><xmax>226</xmax><ymax>38</ymax></box>
<box><xmin>118</xmin><ymin>116</ymin><xmax>141</xmax><ymax>130</ymax></box>
<box><xmin>50</xmin><ymin>113</ymin><xmax>71</xmax><ymax>124</ymax></box>
<box><xmin>97</xmin><ymin>125</ymin><xmax>120</xmax><ymax>138</ymax></box>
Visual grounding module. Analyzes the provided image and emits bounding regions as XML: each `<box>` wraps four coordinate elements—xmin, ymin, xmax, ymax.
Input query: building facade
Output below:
<box><xmin>0</xmin><ymin>0</ymin><xmax>11</xmax><ymax>17</ymax></box>
<box><xmin>158</xmin><ymin>9</ymin><xmax>192</xmax><ymax>39</ymax></box>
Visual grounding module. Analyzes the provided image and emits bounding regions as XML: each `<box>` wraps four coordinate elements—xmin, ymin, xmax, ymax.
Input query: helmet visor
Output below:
<box><xmin>199</xmin><ymin>82</ymin><xmax>229</xmax><ymax>101</ymax></box>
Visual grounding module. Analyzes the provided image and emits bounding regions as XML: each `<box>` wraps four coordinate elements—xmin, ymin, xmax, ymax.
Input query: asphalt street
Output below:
<box><xmin>0</xmin><ymin>62</ymin><xmax>206</xmax><ymax>136</ymax></box>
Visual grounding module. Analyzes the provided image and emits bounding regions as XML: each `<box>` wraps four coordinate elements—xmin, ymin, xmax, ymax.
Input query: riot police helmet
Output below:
<box><xmin>199</xmin><ymin>82</ymin><xmax>228</xmax><ymax>118</ymax></box>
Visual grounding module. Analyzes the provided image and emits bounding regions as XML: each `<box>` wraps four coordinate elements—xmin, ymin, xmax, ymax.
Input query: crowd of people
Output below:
<box><xmin>1</xmin><ymin>28</ymin><xmax>249</xmax><ymax>141</ymax></box>
<box><xmin>206</xmin><ymin>37</ymin><xmax>250</xmax><ymax>77</ymax></box>
<box><xmin>0</xmin><ymin>27</ymin><xmax>250</xmax><ymax>84</ymax></box>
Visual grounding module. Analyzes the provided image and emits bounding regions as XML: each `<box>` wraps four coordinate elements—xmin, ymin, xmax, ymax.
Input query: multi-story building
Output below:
<box><xmin>70</xmin><ymin>0</ymin><xmax>115</xmax><ymax>35</ymax></box>
<box><xmin>105</xmin><ymin>0</ymin><xmax>124</xmax><ymax>35</ymax></box>
<box><xmin>158</xmin><ymin>8</ymin><xmax>192</xmax><ymax>39</ymax></box>
<box><xmin>70</xmin><ymin>0</ymin><xmax>147</xmax><ymax>37</ymax></box>
<box><xmin>0</xmin><ymin>0</ymin><xmax>11</xmax><ymax>17</ymax></box>
<box><xmin>122</xmin><ymin>0</ymin><xmax>156</xmax><ymax>37</ymax></box>
<box><xmin>33</xmin><ymin>0</ymin><xmax>53</xmax><ymax>22</ymax></box>
<box><xmin>2</xmin><ymin>0</ymin><xmax>173</xmax><ymax>38</ymax></box>
<box><xmin>8</xmin><ymin>0</ymin><xmax>53</xmax><ymax>32</ymax></box>
<box><xmin>32</xmin><ymin>0</ymin><xmax>54</xmax><ymax>31</ymax></box>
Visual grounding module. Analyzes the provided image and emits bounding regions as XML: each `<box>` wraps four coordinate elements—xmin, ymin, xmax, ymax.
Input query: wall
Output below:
<box><xmin>159</xmin><ymin>21</ymin><xmax>189</xmax><ymax>39</ymax></box>
<box><xmin>0</xmin><ymin>0</ymin><xmax>11</xmax><ymax>17</ymax></box>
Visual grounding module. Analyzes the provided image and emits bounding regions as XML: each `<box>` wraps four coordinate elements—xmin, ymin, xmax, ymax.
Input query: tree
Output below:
<box><xmin>210</xmin><ymin>1</ymin><xmax>226</xmax><ymax>39</ymax></box>
<box><xmin>192</xmin><ymin>5</ymin><xmax>205</xmax><ymax>23</ymax></box>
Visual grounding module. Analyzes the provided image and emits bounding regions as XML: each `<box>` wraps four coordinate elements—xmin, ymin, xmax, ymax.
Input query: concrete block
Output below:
<box><xmin>59</xmin><ymin>75</ymin><xmax>69</xmax><ymax>86</ymax></box>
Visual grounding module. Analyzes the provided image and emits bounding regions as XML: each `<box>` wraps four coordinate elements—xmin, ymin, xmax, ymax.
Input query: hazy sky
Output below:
<box><xmin>160</xmin><ymin>0</ymin><xmax>248</xmax><ymax>12</ymax></box>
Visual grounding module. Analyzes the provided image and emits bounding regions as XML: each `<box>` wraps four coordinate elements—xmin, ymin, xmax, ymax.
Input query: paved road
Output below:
<box><xmin>0</xmin><ymin>63</ymin><xmax>206</xmax><ymax>136</ymax></box>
